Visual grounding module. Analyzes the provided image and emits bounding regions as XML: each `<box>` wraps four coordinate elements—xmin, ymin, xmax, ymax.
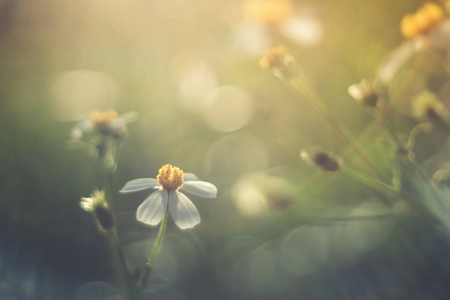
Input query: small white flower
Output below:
<box><xmin>70</xmin><ymin>110</ymin><xmax>138</xmax><ymax>172</ymax></box>
<box><xmin>72</xmin><ymin>110</ymin><xmax>138</xmax><ymax>139</ymax></box>
<box><xmin>80</xmin><ymin>189</ymin><xmax>107</xmax><ymax>212</ymax></box>
<box><xmin>348</xmin><ymin>79</ymin><xmax>379</xmax><ymax>108</ymax></box>
<box><xmin>119</xmin><ymin>164</ymin><xmax>217</xmax><ymax>229</ymax></box>
<box><xmin>80</xmin><ymin>190</ymin><xmax>114</xmax><ymax>230</ymax></box>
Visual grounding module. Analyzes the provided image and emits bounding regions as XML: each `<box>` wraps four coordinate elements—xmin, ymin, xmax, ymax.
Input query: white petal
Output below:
<box><xmin>348</xmin><ymin>84</ymin><xmax>363</xmax><ymax>100</ymax></box>
<box><xmin>183</xmin><ymin>173</ymin><xmax>199</xmax><ymax>182</ymax></box>
<box><xmin>168</xmin><ymin>191</ymin><xmax>200</xmax><ymax>229</ymax></box>
<box><xmin>136</xmin><ymin>190</ymin><xmax>168</xmax><ymax>225</ymax></box>
<box><xmin>181</xmin><ymin>181</ymin><xmax>217</xmax><ymax>198</ymax></box>
<box><xmin>119</xmin><ymin>178</ymin><xmax>159</xmax><ymax>194</ymax></box>
<box><xmin>119</xmin><ymin>111</ymin><xmax>139</xmax><ymax>124</ymax></box>
<box><xmin>71</xmin><ymin>119</ymin><xmax>93</xmax><ymax>139</ymax></box>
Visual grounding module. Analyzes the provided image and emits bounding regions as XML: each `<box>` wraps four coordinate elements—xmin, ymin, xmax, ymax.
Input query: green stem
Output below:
<box><xmin>319</xmin><ymin>213</ymin><xmax>394</xmax><ymax>223</ymax></box>
<box><xmin>340</xmin><ymin>164</ymin><xmax>398</xmax><ymax>199</ymax></box>
<box><xmin>102</xmin><ymin>148</ymin><xmax>133</xmax><ymax>300</ymax></box>
<box><xmin>134</xmin><ymin>207</ymin><xmax>170</xmax><ymax>299</ymax></box>
<box><xmin>406</xmin><ymin>124</ymin><xmax>423</xmax><ymax>163</ymax></box>
<box><xmin>106</xmin><ymin>229</ymin><xmax>132</xmax><ymax>300</ymax></box>
<box><xmin>289</xmin><ymin>76</ymin><xmax>387</xmax><ymax>182</ymax></box>
<box><xmin>381</xmin><ymin>118</ymin><xmax>406</xmax><ymax>153</ymax></box>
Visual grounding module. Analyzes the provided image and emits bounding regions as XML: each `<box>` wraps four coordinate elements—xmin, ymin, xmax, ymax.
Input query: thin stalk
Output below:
<box><xmin>406</xmin><ymin>124</ymin><xmax>423</xmax><ymax>162</ymax></box>
<box><xmin>382</xmin><ymin>119</ymin><xmax>406</xmax><ymax>152</ymax></box>
<box><xmin>318</xmin><ymin>213</ymin><xmax>394</xmax><ymax>223</ymax></box>
<box><xmin>340</xmin><ymin>164</ymin><xmax>398</xmax><ymax>199</ymax></box>
<box><xmin>102</xmin><ymin>146</ymin><xmax>133</xmax><ymax>300</ymax></box>
<box><xmin>134</xmin><ymin>207</ymin><xmax>170</xmax><ymax>299</ymax></box>
<box><xmin>289</xmin><ymin>76</ymin><xmax>387</xmax><ymax>182</ymax></box>
<box><xmin>106</xmin><ymin>229</ymin><xmax>132</xmax><ymax>300</ymax></box>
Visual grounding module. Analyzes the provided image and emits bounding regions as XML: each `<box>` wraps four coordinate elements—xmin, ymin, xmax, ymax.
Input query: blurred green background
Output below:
<box><xmin>2</xmin><ymin>0</ymin><xmax>448</xmax><ymax>299</ymax></box>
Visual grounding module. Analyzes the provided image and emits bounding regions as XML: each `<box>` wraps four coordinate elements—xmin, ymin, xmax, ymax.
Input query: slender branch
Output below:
<box><xmin>340</xmin><ymin>163</ymin><xmax>398</xmax><ymax>199</ymax></box>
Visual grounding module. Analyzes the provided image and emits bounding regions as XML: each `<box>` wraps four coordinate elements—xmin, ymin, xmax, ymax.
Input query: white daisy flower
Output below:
<box><xmin>119</xmin><ymin>164</ymin><xmax>217</xmax><ymax>229</ymax></box>
<box><xmin>70</xmin><ymin>110</ymin><xmax>138</xmax><ymax>172</ymax></box>
<box><xmin>72</xmin><ymin>110</ymin><xmax>138</xmax><ymax>140</ymax></box>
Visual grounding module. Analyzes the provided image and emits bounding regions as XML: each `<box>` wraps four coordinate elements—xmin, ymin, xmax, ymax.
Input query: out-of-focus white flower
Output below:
<box><xmin>119</xmin><ymin>164</ymin><xmax>217</xmax><ymax>229</ymax></box>
<box><xmin>348</xmin><ymin>79</ymin><xmax>380</xmax><ymax>107</ymax></box>
<box><xmin>70</xmin><ymin>110</ymin><xmax>138</xmax><ymax>172</ymax></box>
<box><xmin>80</xmin><ymin>190</ymin><xmax>107</xmax><ymax>212</ymax></box>
<box><xmin>72</xmin><ymin>110</ymin><xmax>138</xmax><ymax>140</ymax></box>
<box><xmin>80</xmin><ymin>190</ymin><xmax>114</xmax><ymax>231</ymax></box>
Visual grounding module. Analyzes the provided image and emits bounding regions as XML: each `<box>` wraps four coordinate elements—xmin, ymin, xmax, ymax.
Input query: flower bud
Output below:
<box><xmin>301</xmin><ymin>148</ymin><xmax>340</xmax><ymax>172</ymax></box>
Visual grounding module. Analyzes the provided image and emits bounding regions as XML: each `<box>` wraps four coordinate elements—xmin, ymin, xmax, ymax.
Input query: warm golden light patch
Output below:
<box><xmin>90</xmin><ymin>110</ymin><xmax>118</xmax><ymax>126</ymax></box>
<box><xmin>400</xmin><ymin>2</ymin><xmax>444</xmax><ymax>38</ymax></box>
<box><xmin>244</xmin><ymin>0</ymin><xmax>293</xmax><ymax>24</ymax></box>
<box><xmin>157</xmin><ymin>164</ymin><xmax>184</xmax><ymax>191</ymax></box>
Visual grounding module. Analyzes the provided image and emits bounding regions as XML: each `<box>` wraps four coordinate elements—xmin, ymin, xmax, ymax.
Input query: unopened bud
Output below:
<box><xmin>301</xmin><ymin>148</ymin><xmax>340</xmax><ymax>171</ymax></box>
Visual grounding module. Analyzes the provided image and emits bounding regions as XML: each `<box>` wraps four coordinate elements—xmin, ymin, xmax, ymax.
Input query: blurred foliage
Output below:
<box><xmin>2</xmin><ymin>0</ymin><xmax>449</xmax><ymax>299</ymax></box>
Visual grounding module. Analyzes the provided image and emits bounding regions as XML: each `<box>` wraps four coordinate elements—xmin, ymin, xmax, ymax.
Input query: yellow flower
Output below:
<box><xmin>89</xmin><ymin>110</ymin><xmax>118</xmax><ymax>128</ymax></box>
<box><xmin>259</xmin><ymin>45</ymin><xmax>296</xmax><ymax>79</ymax></box>
<box><xmin>400</xmin><ymin>2</ymin><xmax>444</xmax><ymax>38</ymax></box>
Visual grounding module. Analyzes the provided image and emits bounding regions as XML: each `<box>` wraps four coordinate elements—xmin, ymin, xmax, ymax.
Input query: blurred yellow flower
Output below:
<box><xmin>72</xmin><ymin>110</ymin><xmax>138</xmax><ymax>139</ymax></box>
<box><xmin>90</xmin><ymin>109</ymin><xmax>118</xmax><ymax>127</ymax></box>
<box><xmin>259</xmin><ymin>45</ymin><xmax>296</xmax><ymax>79</ymax></box>
<box><xmin>243</xmin><ymin>0</ymin><xmax>294</xmax><ymax>24</ymax></box>
<box><xmin>400</xmin><ymin>2</ymin><xmax>444</xmax><ymax>38</ymax></box>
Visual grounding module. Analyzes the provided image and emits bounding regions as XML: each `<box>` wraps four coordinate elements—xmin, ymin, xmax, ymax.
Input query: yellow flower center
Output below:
<box><xmin>157</xmin><ymin>164</ymin><xmax>184</xmax><ymax>191</ymax></box>
<box><xmin>90</xmin><ymin>110</ymin><xmax>118</xmax><ymax>126</ymax></box>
